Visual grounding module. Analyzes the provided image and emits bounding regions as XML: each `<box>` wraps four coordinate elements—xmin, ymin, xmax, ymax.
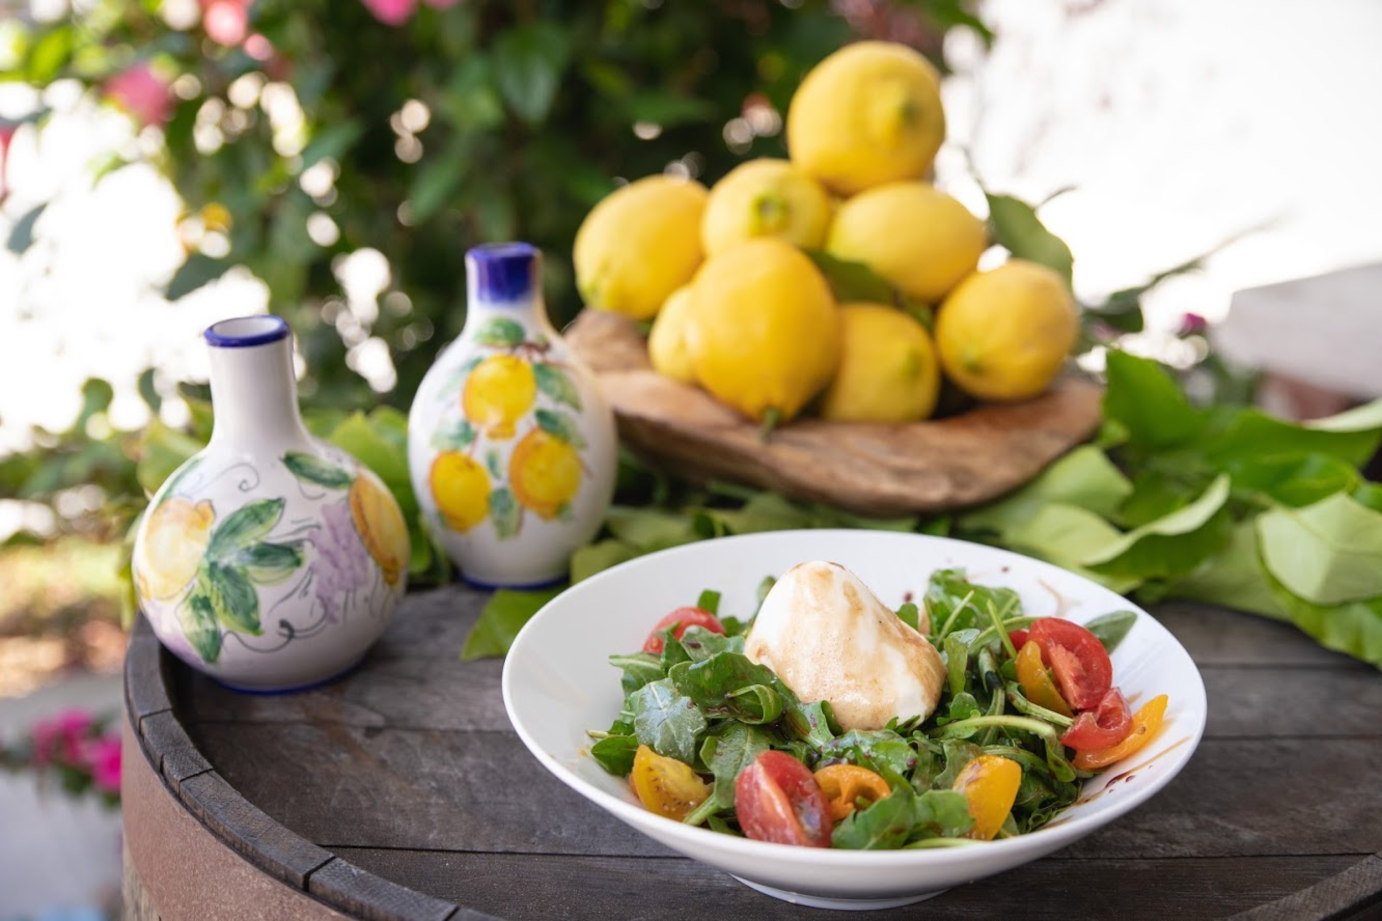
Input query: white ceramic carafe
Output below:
<box><xmin>132</xmin><ymin>315</ymin><xmax>409</xmax><ymax>692</ymax></box>
<box><xmin>408</xmin><ymin>243</ymin><xmax>617</xmax><ymax>587</ymax></box>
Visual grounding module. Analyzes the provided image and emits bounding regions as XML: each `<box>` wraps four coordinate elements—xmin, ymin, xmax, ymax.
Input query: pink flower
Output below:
<box><xmin>361</xmin><ymin>0</ymin><xmax>417</xmax><ymax>25</ymax></box>
<box><xmin>1178</xmin><ymin>312</ymin><xmax>1209</xmax><ymax>337</ymax></box>
<box><xmin>104</xmin><ymin>63</ymin><xmax>174</xmax><ymax>128</ymax></box>
<box><xmin>244</xmin><ymin>32</ymin><xmax>275</xmax><ymax>61</ymax></box>
<box><xmin>87</xmin><ymin>736</ymin><xmax>122</xmax><ymax>795</ymax></box>
<box><xmin>31</xmin><ymin>709</ymin><xmax>94</xmax><ymax>766</ymax></box>
<box><xmin>203</xmin><ymin>0</ymin><xmax>250</xmax><ymax>46</ymax></box>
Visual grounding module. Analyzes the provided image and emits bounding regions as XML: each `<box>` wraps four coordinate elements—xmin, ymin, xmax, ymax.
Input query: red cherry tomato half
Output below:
<box><xmin>1060</xmin><ymin>687</ymin><xmax>1133</xmax><ymax>751</ymax></box>
<box><xmin>1028</xmin><ymin>618</ymin><xmax>1113</xmax><ymax>710</ymax></box>
<box><xmin>735</xmin><ymin>750</ymin><xmax>832</xmax><ymax>848</ymax></box>
<box><xmin>642</xmin><ymin>606</ymin><xmax>726</xmax><ymax>654</ymax></box>
<box><xmin>1008</xmin><ymin>629</ymin><xmax>1029</xmax><ymax>651</ymax></box>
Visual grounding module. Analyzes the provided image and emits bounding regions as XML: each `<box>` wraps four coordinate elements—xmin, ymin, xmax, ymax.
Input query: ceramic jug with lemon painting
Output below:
<box><xmin>131</xmin><ymin>315</ymin><xmax>409</xmax><ymax>692</ymax></box>
<box><xmin>408</xmin><ymin>243</ymin><xmax>617</xmax><ymax>587</ymax></box>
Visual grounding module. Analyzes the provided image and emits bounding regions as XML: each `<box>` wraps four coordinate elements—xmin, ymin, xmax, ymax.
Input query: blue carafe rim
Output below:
<box><xmin>204</xmin><ymin>315</ymin><xmax>291</xmax><ymax>348</ymax></box>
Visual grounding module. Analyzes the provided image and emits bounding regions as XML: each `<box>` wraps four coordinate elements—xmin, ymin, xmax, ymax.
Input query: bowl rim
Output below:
<box><xmin>501</xmin><ymin>528</ymin><xmax>1209</xmax><ymax>867</ymax></box>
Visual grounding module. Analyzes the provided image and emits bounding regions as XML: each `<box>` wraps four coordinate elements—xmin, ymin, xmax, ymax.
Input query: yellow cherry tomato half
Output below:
<box><xmin>630</xmin><ymin>744</ymin><xmax>710</xmax><ymax>821</ymax></box>
<box><xmin>1072</xmin><ymin>694</ymin><xmax>1169</xmax><ymax>771</ymax></box>
<box><xmin>1016</xmin><ymin>639</ymin><xmax>1074</xmax><ymax>718</ymax></box>
<box><xmin>813</xmin><ymin>763</ymin><xmax>893</xmax><ymax>822</ymax></box>
<box><xmin>952</xmin><ymin>754</ymin><xmax>1022</xmax><ymax>841</ymax></box>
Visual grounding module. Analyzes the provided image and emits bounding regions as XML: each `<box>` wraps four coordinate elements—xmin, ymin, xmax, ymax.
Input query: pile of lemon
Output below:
<box><xmin>572</xmin><ymin>41</ymin><xmax>1078</xmax><ymax>426</ymax></box>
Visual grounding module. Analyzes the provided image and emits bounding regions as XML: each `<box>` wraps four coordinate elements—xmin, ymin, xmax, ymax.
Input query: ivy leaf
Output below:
<box><xmin>492</xmin><ymin>22</ymin><xmax>570</xmax><ymax>125</ymax></box>
<box><xmin>473</xmin><ymin>317</ymin><xmax>526</xmax><ymax>348</ymax></box>
<box><xmin>536</xmin><ymin>408</ymin><xmax>587</xmax><ymax>448</ymax></box>
<box><xmin>207</xmin><ymin>498</ymin><xmax>284</xmax><ymax>560</ymax></box>
<box><xmin>630</xmin><ymin>678</ymin><xmax>706</xmax><ymax>765</ymax></box>
<box><xmin>460</xmin><ymin>585</ymin><xmax>565</xmax><ymax>660</ymax></box>
<box><xmin>534</xmin><ymin>363</ymin><xmax>582</xmax><ymax>410</ymax></box>
<box><xmin>490</xmin><ymin>486</ymin><xmax>521</xmax><ymax>538</ymax></box>
<box><xmin>204</xmin><ymin>563</ymin><xmax>261</xmax><ymax>635</ymax></box>
<box><xmin>283</xmin><ymin>451</ymin><xmax>353</xmax><ymax>489</ymax></box>
<box><xmin>178</xmin><ymin>590</ymin><xmax>222</xmax><ymax>663</ymax></box>
<box><xmin>1257</xmin><ymin>492</ymin><xmax>1382</xmax><ymax>605</ymax></box>
<box><xmin>984</xmin><ymin>192</ymin><xmax>1073</xmax><ymax>287</ymax></box>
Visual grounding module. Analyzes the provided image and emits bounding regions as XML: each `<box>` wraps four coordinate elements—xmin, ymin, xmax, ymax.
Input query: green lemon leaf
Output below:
<box><xmin>961</xmin><ymin>445</ymin><xmax>1132</xmax><ymax>536</ymax></box>
<box><xmin>207</xmin><ymin>498</ymin><xmax>285</xmax><ymax>560</ymax></box>
<box><xmin>534</xmin><ymin>363</ymin><xmax>582</xmax><ymax>410</ymax></box>
<box><xmin>1263</xmin><ymin>573</ymin><xmax>1382</xmax><ymax>669</ymax></box>
<box><xmin>299</xmin><ymin>118</ymin><xmax>364</xmax><ymax>171</ymax></box>
<box><xmin>604</xmin><ymin>506</ymin><xmax>700</xmax><ymax>551</ymax></box>
<box><xmin>1227</xmin><ymin>453</ymin><xmax>1359</xmax><ymax>507</ymax></box>
<box><xmin>326</xmin><ymin>410</ymin><xmax>415</xmax><ymax>517</ymax></box>
<box><xmin>535</xmin><ymin>408</ymin><xmax>587</xmax><ymax>448</ymax></box>
<box><xmin>178</xmin><ymin>590</ymin><xmax>222</xmax><ymax>664</ymax></box>
<box><xmin>408</xmin><ymin>153</ymin><xmax>466</xmax><ymax>224</ymax></box>
<box><xmin>984</xmin><ymin>192</ymin><xmax>1073</xmax><ymax>287</ymax></box>
<box><xmin>474</xmin><ymin>317</ymin><xmax>526</xmax><ymax>348</ymax></box>
<box><xmin>801</xmin><ymin>250</ymin><xmax>896</xmax><ymax>304</ymax></box>
<box><xmin>1081</xmin><ymin>475</ymin><xmax>1233</xmax><ymax>581</ymax></box>
<box><xmin>1002</xmin><ymin>503</ymin><xmax>1141</xmax><ymax>595</ymax></box>
<box><xmin>205</xmin><ymin>563</ymin><xmax>261</xmax><ymax>635</ymax></box>
<box><xmin>492</xmin><ymin>22</ymin><xmax>570</xmax><ymax>125</ymax></box>
<box><xmin>1206</xmin><ymin>404</ymin><xmax>1382</xmax><ymax>470</ymax></box>
<box><xmin>570</xmin><ymin>539</ymin><xmax>640</xmax><ymax>583</ymax></box>
<box><xmin>1257</xmin><ymin>492</ymin><xmax>1382</xmax><ymax>605</ymax></box>
<box><xmin>1165</xmin><ymin>521</ymin><xmax>1290</xmax><ymax>621</ymax></box>
<box><xmin>283</xmin><ymin>451</ymin><xmax>353</xmax><ymax>490</ymax></box>
<box><xmin>1102</xmin><ymin>351</ymin><xmax>1206</xmax><ymax>451</ymax></box>
<box><xmin>490</xmin><ymin>486</ymin><xmax>521</xmax><ymax>538</ymax></box>
<box><xmin>460</xmin><ymin>585</ymin><xmax>565</xmax><ymax>661</ymax></box>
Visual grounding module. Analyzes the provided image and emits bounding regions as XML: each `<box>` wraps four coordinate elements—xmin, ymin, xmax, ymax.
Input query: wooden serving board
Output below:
<box><xmin>563</xmin><ymin>310</ymin><xmax>1105</xmax><ymax>517</ymax></box>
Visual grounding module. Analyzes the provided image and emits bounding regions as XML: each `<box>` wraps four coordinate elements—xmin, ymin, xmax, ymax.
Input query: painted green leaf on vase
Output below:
<box><xmin>207</xmin><ymin>497</ymin><xmax>284</xmax><ymax>560</ymax></box>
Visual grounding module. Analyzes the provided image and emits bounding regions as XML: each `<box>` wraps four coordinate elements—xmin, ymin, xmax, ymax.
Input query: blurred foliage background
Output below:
<box><xmin>0</xmin><ymin>0</ymin><xmax>990</xmax><ymax>642</ymax></box>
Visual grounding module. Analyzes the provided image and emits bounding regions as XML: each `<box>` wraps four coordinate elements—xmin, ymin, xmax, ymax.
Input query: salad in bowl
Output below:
<box><xmin>502</xmin><ymin>530</ymin><xmax>1205</xmax><ymax>908</ymax></box>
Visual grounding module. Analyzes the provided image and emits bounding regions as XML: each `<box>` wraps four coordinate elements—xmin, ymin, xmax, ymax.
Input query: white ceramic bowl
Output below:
<box><xmin>502</xmin><ymin>530</ymin><xmax>1207</xmax><ymax>910</ymax></box>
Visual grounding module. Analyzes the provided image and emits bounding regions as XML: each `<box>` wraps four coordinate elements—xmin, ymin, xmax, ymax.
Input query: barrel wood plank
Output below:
<box><xmin>124</xmin><ymin>585</ymin><xmax>1382</xmax><ymax>921</ymax></box>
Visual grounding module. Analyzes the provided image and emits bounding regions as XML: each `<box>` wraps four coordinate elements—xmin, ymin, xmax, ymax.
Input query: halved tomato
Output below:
<box><xmin>735</xmin><ymin>751</ymin><xmax>831</xmax><ymax>847</ymax></box>
<box><xmin>1060</xmin><ymin>687</ymin><xmax>1133</xmax><ymax>751</ymax></box>
<box><xmin>630</xmin><ymin>744</ymin><xmax>710</xmax><ymax>820</ymax></box>
<box><xmin>642</xmin><ymin>606</ymin><xmax>726</xmax><ymax>654</ymax></box>
<box><xmin>1028</xmin><ymin>618</ymin><xmax>1113</xmax><ymax>710</ymax></box>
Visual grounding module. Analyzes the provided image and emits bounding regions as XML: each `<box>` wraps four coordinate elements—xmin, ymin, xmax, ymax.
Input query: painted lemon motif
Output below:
<box><xmin>462</xmin><ymin>354</ymin><xmax>536</xmax><ymax>440</ymax></box>
<box><xmin>509</xmin><ymin>429</ymin><xmax>582</xmax><ymax>520</ymax></box>
<box><xmin>349</xmin><ymin>475</ymin><xmax>409</xmax><ymax>587</ymax></box>
<box><xmin>430</xmin><ymin>452</ymin><xmax>491</xmax><ymax>532</ymax></box>
<box><xmin>136</xmin><ymin>497</ymin><xmax>215</xmax><ymax>601</ymax></box>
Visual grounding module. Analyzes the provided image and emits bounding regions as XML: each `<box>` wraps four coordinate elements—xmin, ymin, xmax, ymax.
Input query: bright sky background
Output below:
<box><xmin>1</xmin><ymin>0</ymin><xmax>1380</xmax><ymax>510</ymax></box>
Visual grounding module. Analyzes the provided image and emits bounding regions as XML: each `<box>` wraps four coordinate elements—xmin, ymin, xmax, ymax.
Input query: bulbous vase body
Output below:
<box><xmin>408</xmin><ymin>243</ymin><xmax>617</xmax><ymax>587</ymax></box>
<box><xmin>132</xmin><ymin>316</ymin><xmax>409</xmax><ymax>692</ymax></box>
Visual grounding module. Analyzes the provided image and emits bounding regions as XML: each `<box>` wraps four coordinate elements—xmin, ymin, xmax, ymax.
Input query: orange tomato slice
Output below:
<box><xmin>630</xmin><ymin>744</ymin><xmax>710</xmax><ymax>820</ymax></box>
<box><xmin>1072</xmin><ymin>694</ymin><xmax>1168</xmax><ymax>771</ymax></box>
<box><xmin>1016</xmin><ymin>640</ymin><xmax>1074</xmax><ymax>718</ymax></box>
<box><xmin>952</xmin><ymin>755</ymin><xmax>1022</xmax><ymax>841</ymax></box>
<box><xmin>813</xmin><ymin>764</ymin><xmax>893</xmax><ymax>822</ymax></box>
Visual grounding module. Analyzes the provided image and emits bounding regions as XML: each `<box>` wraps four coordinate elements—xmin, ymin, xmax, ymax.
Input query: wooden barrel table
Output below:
<box><xmin>122</xmin><ymin>584</ymin><xmax>1382</xmax><ymax>920</ymax></box>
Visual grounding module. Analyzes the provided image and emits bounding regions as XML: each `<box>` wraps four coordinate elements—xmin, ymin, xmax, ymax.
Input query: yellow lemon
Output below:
<box><xmin>786</xmin><ymin>41</ymin><xmax>946</xmax><ymax>196</ymax></box>
<box><xmin>826</xmin><ymin>181</ymin><xmax>987</xmax><ymax>304</ymax></box>
<box><xmin>700</xmin><ymin>158</ymin><xmax>833</xmax><ymax>257</ymax></box>
<box><xmin>647</xmin><ymin>285</ymin><xmax>698</xmax><ymax>384</ymax></box>
<box><xmin>685</xmin><ymin>238</ymin><xmax>839</xmax><ymax>423</ymax></box>
<box><xmin>349</xmin><ymin>474</ymin><xmax>410</xmax><ymax>587</ymax></box>
<box><xmin>935</xmin><ymin>260</ymin><xmax>1079</xmax><ymax>402</ymax></box>
<box><xmin>136</xmin><ymin>497</ymin><xmax>215</xmax><ymax>601</ymax></box>
<box><xmin>819</xmin><ymin>303</ymin><xmax>940</xmax><ymax>423</ymax></box>
<box><xmin>509</xmin><ymin>428</ymin><xmax>582</xmax><ymax>520</ymax></box>
<box><xmin>574</xmin><ymin>175</ymin><xmax>708</xmax><ymax>320</ymax></box>
<box><xmin>430</xmin><ymin>452</ymin><xmax>491</xmax><ymax>532</ymax></box>
<box><xmin>462</xmin><ymin>354</ymin><xmax>536</xmax><ymax>440</ymax></box>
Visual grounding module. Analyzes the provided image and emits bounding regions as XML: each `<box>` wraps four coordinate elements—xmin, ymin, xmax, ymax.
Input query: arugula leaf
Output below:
<box><xmin>925</xmin><ymin>570</ymin><xmax>1021</xmax><ymax>638</ymax></box>
<box><xmin>460</xmin><ymin>585</ymin><xmax>564</xmax><ymax>660</ymax></box>
<box><xmin>1082</xmin><ymin>610</ymin><xmax>1137</xmax><ymax>653</ymax></box>
<box><xmin>590</xmin><ymin>734</ymin><xmax>638</xmax><ymax>776</ymax></box>
<box><xmin>610</xmin><ymin>651</ymin><xmax>665</xmax><ymax>694</ymax></box>
<box><xmin>831</xmin><ymin>787</ymin><xmax>918</xmax><ymax>850</ymax></box>
<box><xmin>697</xmin><ymin>589</ymin><xmax>722</xmax><ymax>615</ymax></box>
<box><xmin>895</xmin><ymin>602</ymin><xmax>920</xmax><ymax>630</ymax></box>
<box><xmin>909</xmin><ymin>789</ymin><xmax>976</xmax><ymax>840</ymax></box>
<box><xmin>817</xmin><ymin>729</ymin><xmax>918</xmax><ymax>777</ymax></box>
<box><xmin>671</xmin><ymin>654</ymin><xmax>784</xmax><ymax>724</ymax></box>
<box><xmin>1257</xmin><ymin>493</ymin><xmax>1382</xmax><ymax>605</ymax></box>
<box><xmin>630</xmin><ymin>678</ymin><xmax>707</xmax><ymax>765</ymax></box>
<box><xmin>677</xmin><ymin>626</ymin><xmax>743</xmax><ymax>661</ymax></box>
<box><xmin>687</xmin><ymin>722</ymin><xmax>774</xmax><ymax>823</ymax></box>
